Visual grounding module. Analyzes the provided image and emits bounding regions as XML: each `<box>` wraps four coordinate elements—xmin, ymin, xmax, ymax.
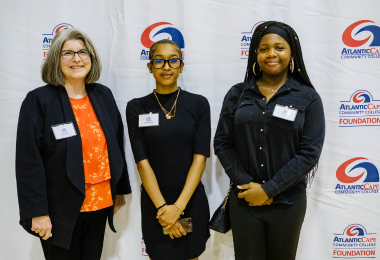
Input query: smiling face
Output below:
<box><xmin>256</xmin><ymin>33</ymin><xmax>293</xmax><ymax>77</ymax></box>
<box><xmin>147</xmin><ymin>43</ymin><xmax>184</xmax><ymax>89</ymax></box>
<box><xmin>60</xmin><ymin>39</ymin><xmax>91</xmax><ymax>84</ymax></box>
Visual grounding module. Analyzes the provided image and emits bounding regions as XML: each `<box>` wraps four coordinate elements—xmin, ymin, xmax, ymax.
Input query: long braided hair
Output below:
<box><xmin>244</xmin><ymin>21</ymin><xmax>314</xmax><ymax>89</ymax></box>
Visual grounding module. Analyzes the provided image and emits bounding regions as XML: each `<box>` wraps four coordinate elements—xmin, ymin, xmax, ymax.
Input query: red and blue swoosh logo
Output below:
<box><xmin>336</xmin><ymin>157</ymin><xmax>379</xmax><ymax>184</ymax></box>
<box><xmin>54</xmin><ymin>24</ymin><xmax>71</xmax><ymax>34</ymax></box>
<box><xmin>343</xmin><ymin>20</ymin><xmax>380</xmax><ymax>47</ymax></box>
<box><xmin>352</xmin><ymin>91</ymin><xmax>371</xmax><ymax>103</ymax></box>
<box><xmin>141</xmin><ymin>22</ymin><xmax>185</xmax><ymax>49</ymax></box>
<box><xmin>43</xmin><ymin>23</ymin><xmax>73</xmax><ymax>36</ymax></box>
<box><xmin>346</xmin><ymin>225</ymin><xmax>365</xmax><ymax>237</ymax></box>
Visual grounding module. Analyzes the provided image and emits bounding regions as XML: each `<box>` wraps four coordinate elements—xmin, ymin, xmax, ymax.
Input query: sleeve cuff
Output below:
<box><xmin>261</xmin><ymin>179</ymin><xmax>280</xmax><ymax>199</ymax></box>
<box><xmin>193</xmin><ymin>150</ymin><xmax>210</xmax><ymax>158</ymax></box>
<box><xmin>116</xmin><ymin>183</ymin><xmax>132</xmax><ymax>195</ymax></box>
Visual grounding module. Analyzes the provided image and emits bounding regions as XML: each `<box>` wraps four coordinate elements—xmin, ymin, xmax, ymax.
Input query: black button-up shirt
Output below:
<box><xmin>214</xmin><ymin>77</ymin><xmax>325</xmax><ymax>204</ymax></box>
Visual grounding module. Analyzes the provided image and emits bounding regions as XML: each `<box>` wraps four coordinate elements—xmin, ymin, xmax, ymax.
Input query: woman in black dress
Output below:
<box><xmin>126</xmin><ymin>39</ymin><xmax>210</xmax><ymax>260</ymax></box>
<box><xmin>214</xmin><ymin>21</ymin><xmax>325</xmax><ymax>259</ymax></box>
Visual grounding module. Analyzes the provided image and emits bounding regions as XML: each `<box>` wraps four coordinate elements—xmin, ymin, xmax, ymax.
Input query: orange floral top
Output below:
<box><xmin>70</xmin><ymin>95</ymin><xmax>113</xmax><ymax>212</ymax></box>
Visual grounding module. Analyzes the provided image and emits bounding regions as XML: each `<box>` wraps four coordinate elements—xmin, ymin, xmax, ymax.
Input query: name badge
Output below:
<box><xmin>51</xmin><ymin>122</ymin><xmax>77</xmax><ymax>140</ymax></box>
<box><xmin>273</xmin><ymin>104</ymin><xmax>298</xmax><ymax>121</ymax></box>
<box><xmin>139</xmin><ymin>113</ymin><xmax>159</xmax><ymax>127</ymax></box>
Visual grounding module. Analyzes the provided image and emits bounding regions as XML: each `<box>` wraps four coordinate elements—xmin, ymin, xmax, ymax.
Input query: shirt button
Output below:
<box><xmin>261</xmin><ymin>164</ymin><xmax>264</xmax><ymax>167</ymax></box>
<box><xmin>263</xmin><ymin>112</ymin><xmax>265</xmax><ymax>114</ymax></box>
<box><xmin>263</xmin><ymin>180</ymin><xmax>265</xmax><ymax>183</ymax></box>
<box><xmin>262</xmin><ymin>98</ymin><xmax>265</xmax><ymax>100</ymax></box>
<box><xmin>261</xmin><ymin>129</ymin><xmax>263</xmax><ymax>131</ymax></box>
<box><xmin>260</xmin><ymin>147</ymin><xmax>262</xmax><ymax>150</ymax></box>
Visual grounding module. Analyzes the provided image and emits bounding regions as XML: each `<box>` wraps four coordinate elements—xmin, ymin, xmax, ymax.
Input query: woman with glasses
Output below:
<box><xmin>126</xmin><ymin>39</ymin><xmax>211</xmax><ymax>260</ymax></box>
<box><xmin>214</xmin><ymin>21</ymin><xmax>325</xmax><ymax>260</ymax></box>
<box><xmin>15</xmin><ymin>28</ymin><xmax>131</xmax><ymax>260</ymax></box>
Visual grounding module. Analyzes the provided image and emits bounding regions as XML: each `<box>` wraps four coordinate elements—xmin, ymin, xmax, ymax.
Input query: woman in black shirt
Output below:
<box><xmin>214</xmin><ymin>21</ymin><xmax>325</xmax><ymax>260</ymax></box>
<box><xmin>126</xmin><ymin>39</ymin><xmax>210</xmax><ymax>260</ymax></box>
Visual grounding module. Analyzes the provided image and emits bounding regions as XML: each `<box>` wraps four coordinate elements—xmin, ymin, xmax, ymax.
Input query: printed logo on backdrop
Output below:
<box><xmin>42</xmin><ymin>23</ymin><xmax>73</xmax><ymax>58</ymax></box>
<box><xmin>335</xmin><ymin>157</ymin><xmax>379</xmax><ymax>195</ymax></box>
<box><xmin>240</xmin><ymin>21</ymin><xmax>265</xmax><ymax>59</ymax></box>
<box><xmin>341</xmin><ymin>20</ymin><xmax>380</xmax><ymax>59</ymax></box>
<box><xmin>141</xmin><ymin>237</ymin><xmax>148</xmax><ymax>256</ymax></box>
<box><xmin>339</xmin><ymin>90</ymin><xmax>380</xmax><ymax>127</ymax></box>
<box><xmin>140</xmin><ymin>22</ymin><xmax>185</xmax><ymax>61</ymax></box>
<box><xmin>333</xmin><ymin>224</ymin><xmax>376</xmax><ymax>258</ymax></box>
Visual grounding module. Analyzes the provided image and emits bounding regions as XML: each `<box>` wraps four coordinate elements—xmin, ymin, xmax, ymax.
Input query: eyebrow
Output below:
<box><xmin>153</xmin><ymin>54</ymin><xmax>179</xmax><ymax>58</ymax></box>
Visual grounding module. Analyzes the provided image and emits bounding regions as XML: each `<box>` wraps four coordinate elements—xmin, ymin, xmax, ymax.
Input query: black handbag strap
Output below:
<box><xmin>224</xmin><ymin>82</ymin><xmax>251</xmax><ymax>208</ymax></box>
<box><xmin>221</xmin><ymin>182</ymin><xmax>233</xmax><ymax>210</ymax></box>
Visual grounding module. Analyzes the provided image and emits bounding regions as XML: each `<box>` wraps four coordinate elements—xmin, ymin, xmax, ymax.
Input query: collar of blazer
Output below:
<box><xmin>58</xmin><ymin>85</ymin><xmax>123</xmax><ymax>195</ymax></box>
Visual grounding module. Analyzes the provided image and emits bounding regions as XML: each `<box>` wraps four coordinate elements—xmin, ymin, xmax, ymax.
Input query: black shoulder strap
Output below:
<box><xmin>233</xmin><ymin>83</ymin><xmax>250</xmax><ymax>113</ymax></box>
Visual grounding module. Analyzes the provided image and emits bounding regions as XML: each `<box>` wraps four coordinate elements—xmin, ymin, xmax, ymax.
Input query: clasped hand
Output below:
<box><xmin>156</xmin><ymin>205</ymin><xmax>187</xmax><ymax>239</ymax></box>
<box><xmin>31</xmin><ymin>215</ymin><xmax>52</xmax><ymax>240</ymax></box>
<box><xmin>237</xmin><ymin>182</ymin><xmax>273</xmax><ymax>206</ymax></box>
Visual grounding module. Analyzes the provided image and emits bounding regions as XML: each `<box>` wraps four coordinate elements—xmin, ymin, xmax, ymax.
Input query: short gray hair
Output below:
<box><xmin>41</xmin><ymin>28</ymin><xmax>102</xmax><ymax>86</ymax></box>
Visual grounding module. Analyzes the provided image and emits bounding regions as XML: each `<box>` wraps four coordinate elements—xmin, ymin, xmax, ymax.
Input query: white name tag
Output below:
<box><xmin>273</xmin><ymin>104</ymin><xmax>298</xmax><ymax>121</ymax></box>
<box><xmin>139</xmin><ymin>113</ymin><xmax>159</xmax><ymax>127</ymax></box>
<box><xmin>51</xmin><ymin>122</ymin><xmax>77</xmax><ymax>140</ymax></box>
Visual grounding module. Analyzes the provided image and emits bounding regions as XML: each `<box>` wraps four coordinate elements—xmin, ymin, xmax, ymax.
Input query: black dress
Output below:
<box><xmin>126</xmin><ymin>88</ymin><xmax>211</xmax><ymax>260</ymax></box>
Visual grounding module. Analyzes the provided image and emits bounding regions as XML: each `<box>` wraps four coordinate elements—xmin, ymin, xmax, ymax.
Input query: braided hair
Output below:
<box><xmin>244</xmin><ymin>21</ymin><xmax>314</xmax><ymax>88</ymax></box>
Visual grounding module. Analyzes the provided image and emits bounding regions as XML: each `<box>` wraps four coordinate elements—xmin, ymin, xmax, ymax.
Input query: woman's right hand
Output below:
<box><xmin>32</xmin><ymin>215</ymin><xmax>52</xmax><ymax>240</ymax></box>
<box><xmin>164</xmin><ymin>221</ymin><xmax>187</xmax><ymax>239</ymax></box>
<box><xmin>157</xmin><ymin>205</ymin><xmax>182</xmax><ymax>228</ymax></box>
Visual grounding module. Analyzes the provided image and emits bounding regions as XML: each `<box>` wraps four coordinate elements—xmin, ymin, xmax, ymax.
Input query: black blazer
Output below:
<box><xmin>15</xmin><ymin>83</ymin><xmax>131</xmax><ymax>249</ymax></box>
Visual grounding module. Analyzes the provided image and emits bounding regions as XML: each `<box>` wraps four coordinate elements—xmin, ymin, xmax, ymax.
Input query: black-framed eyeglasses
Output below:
<box><xmin>61</xmin><ymin>49</ymin><xmax>91</xmax><ymax>60</ymax></box>
<box><xmin>150</xmin><ymin>58</ymin><xmax>182</xmax><ymax>69</ymax></box>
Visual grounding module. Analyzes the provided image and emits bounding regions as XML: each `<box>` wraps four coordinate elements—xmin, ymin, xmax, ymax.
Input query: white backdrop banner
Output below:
<box><xmin>1</xmin><ymin>0</ymin><xmax>380</xmax><ymax>259</ymax></box>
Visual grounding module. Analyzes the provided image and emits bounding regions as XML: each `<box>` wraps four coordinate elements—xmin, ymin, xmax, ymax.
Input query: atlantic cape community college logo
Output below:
<box><xmin>341</xmin><ymin>20</ymin><xmax>380</xmax><ymax>59</ymax></box>
<box><xmin>141</xmin><ymin>236</ymin><xmax>148</xmax><ymax>256</ymax></box>
<box><xmin>240</xmin><ymin>21</ymin><xmax>265</xmax><ymax>59</ymax></box>
<box><xmin>335</xmin><ymin>157</ymin><xmax>379</xmax><ymax>194</ymax></box>
<box><xmin>339</xmin><ymin>90</ymin><xmax>380</xmax><ymax>127</ymax></box>
<box><xmin>333</xmin><ymin>224</ymin><xmax>377</xmax><ymax>258</ymax></box>
<box><xmin>333</xmin><ymin>224</ymin><xmax>376</xmax><ymax>258</ymax></box>
<box><xmin>42</xmin><ymin>23</ymin><xmax>73</xmax><ymax>58</ymax></box>
<box><xmin>140</xmin><ymin>22</ymin><xmax>185</xmax><ymax>60</ymax></box>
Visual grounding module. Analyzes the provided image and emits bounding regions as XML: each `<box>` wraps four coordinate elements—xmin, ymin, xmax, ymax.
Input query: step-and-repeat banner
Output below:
<box><xmin>1</xmin><ymin>0</ymin><xmax>380</xmax><ymax>259</ymax></box>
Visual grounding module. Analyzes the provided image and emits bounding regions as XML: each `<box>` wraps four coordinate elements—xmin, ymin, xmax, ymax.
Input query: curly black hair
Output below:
<box><xmin>244</xmin><ymin>21</ymin><xmax>314</xmax><ymax>88</ymax></box>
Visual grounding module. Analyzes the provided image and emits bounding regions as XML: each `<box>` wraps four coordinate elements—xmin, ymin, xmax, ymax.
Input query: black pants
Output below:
<box><xmin>41</xmin><ymin>208</ymin><xmax>109</xmax><ymax>260</ymax></box>
<box><xmin>229</xmin><ymin>190</ymin><xmax>307</xmax><ymax>260</ymax></box>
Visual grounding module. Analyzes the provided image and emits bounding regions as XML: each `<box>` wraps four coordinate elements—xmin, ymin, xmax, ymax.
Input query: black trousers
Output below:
<box><xmin>41</xmin><ymin>207</ymin><xmax>109</xmax><ymax>260</ymax></box>
<box><xmin>229</xmin><ymin>190</ymin><xmax>307</xmax><ymax>260</ymax></box>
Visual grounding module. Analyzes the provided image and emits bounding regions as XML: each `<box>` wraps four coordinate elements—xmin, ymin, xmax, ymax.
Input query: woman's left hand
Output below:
<box><xmin>114</xmin><ymin>195</ymin><xmax>126</xmax><ymax>214</ymax></box>
<box><xmin>157</xmin><ymin>205</ymin><xmax>182</xmax><ymax>228</ymax></box>
<box><xmin>237</xmin><ymin>182</ymin><xmax>269</xmax><ymax>206</ymax></box>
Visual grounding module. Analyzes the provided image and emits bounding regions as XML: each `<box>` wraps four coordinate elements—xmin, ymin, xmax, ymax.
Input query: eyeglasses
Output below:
<box><xmin>150</xmin><ymin>58</ymin><xmax>182</xmax><ymax>69</ymax></box>
<box><xmin>61</xmin><ymin>49</ymin><xmax>91</xmax><ymax>60</ymax></box>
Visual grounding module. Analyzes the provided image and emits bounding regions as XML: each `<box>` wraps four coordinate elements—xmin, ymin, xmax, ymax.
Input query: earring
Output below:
<box><xmin>253</xmin><ymin>62</ymin><xmax>261</xmax><ymax>75</ymax></box>
<box><xmin>290</xmin><ymin>59</ymin><xmax>294</xmax><ymax>73</ymax></box>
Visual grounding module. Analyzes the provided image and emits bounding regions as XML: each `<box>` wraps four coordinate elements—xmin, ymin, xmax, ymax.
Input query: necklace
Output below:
<box><xmin>153</xmin><ymin>88</ymin><xmax>180</xmax><ymax>119</ymax></box>
<box><xmin>258</xmin><ymin>79</ymin><xmax>278</xmax><ymax>93</ymax></box>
